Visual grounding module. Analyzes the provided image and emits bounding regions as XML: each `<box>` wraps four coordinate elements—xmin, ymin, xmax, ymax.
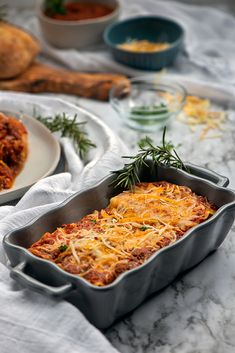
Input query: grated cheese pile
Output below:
<box><xmin>177</xmin><ymin>95</ymin><xmax>227</xmax><ymax>140</ymax></box>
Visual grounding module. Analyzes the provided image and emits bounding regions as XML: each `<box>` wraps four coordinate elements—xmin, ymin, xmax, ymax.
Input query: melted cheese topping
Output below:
<box><xmin>28</xmin><ymin>181</ymin><xmax>216</xmax><ymax>286</ymax></box>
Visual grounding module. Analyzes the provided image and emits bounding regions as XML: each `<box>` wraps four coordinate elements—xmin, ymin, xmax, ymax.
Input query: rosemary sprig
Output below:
<box><xmin>44</xmin><ymin>0</ymin><xmax>66</xmax><ymax>16</ymax></box>
<box><xmin>111</xmin><ymin>127</ymin><xmax>188</xmax><ymax>189</ymax></box>
<box><xmin>130</xmin><ymin>103</ymin><xmax>168</xmax><ymax>116</ymax></box>
<box><xmin>36</xmin><ymin>112</ymin><xmax>96</xmax><ymax>160</ymax></box>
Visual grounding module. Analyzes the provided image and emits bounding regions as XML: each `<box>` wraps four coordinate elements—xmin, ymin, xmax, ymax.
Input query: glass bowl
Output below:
<box><xmin>110</xmin><ymin>76</ymin><xmax>186</xmax><ymax>132</ymax></box>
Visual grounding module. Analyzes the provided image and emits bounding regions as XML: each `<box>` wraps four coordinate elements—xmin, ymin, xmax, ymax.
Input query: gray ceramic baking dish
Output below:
<box><xmin>3</xmin><ymin>162</ymin><xmax>235</xmax><ymax>329</ymax></box>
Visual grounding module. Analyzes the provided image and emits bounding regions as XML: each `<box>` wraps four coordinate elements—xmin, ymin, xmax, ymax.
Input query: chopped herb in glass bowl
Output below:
<box><xmin>110</xmin><ymin>76</ymin><xmax>186</xmax><ymax>131</ymax></box>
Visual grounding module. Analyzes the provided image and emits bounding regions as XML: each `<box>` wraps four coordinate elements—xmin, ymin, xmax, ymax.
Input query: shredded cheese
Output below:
<box><xmin>118</xmin><ymin>40</ymin><xmax>170</xmax><ymax>53</ymax></box>
<box><xmin>177</xmin><ymin>95</ymin><xmax>227</xmax><ymax>139</ymax></box>
<box><xmin>28</xmin><ymin>181</ymin><xmax>216</xmax><ymax>286</ymax></box>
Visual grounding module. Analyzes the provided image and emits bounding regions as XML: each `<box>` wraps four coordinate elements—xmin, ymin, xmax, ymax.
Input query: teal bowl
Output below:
<box><xmin>103</xmin><ymin>16</ymin><xmax>184</xmax><ymax>70</ymax></box>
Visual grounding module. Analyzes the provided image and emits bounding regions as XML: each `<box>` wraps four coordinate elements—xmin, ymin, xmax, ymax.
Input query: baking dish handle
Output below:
<box><xmin>186</xmin><ymin>163</ymin><xmax>229</xmax><ymax>187</ymax></box>
<box><xmin>10</xmin><ymin>262</ymin><xmax>73</xmax><ymax>298</ymax></box>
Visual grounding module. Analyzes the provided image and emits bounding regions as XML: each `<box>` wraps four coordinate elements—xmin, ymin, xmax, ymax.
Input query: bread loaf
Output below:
<box><xmin>0</xmin><ymin>21</ymin><xmax>40</xmax><ymax>79</ymax></box>
<box><xmin>0</xmin><ymin>62</ymin><xmax>130</xmax><ymax>101</ymax></box>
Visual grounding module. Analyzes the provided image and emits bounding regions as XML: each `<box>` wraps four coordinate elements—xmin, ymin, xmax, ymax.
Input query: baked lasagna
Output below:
<box><xmin>28</xmin><ymin>181</ymin><xmax>217</xmax><ymax>286</ymax></box>
<box><xmin>0</xmin><ymin>112</ymin><xmax>28</xmax><ymax>190</ymax></box>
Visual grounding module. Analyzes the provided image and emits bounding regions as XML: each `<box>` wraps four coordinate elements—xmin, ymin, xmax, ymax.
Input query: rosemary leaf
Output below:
<box><xmin>0</xmin><ymin>4</ymin><xmax>7</xmax><ymax>20</ymax></box>
<box><xmin>111</xmin><ymin>127</ymin><xmax>188</xmax><ymax>189</ymax></box>
<box><xmin>44</xmin><ymin>0</ymin><xmax>66</xmax><ymax>16</ymax></box>
<box><xmin>35</xmin><ymin>112</ymin><xmax>96</xmax><ymax>160</ymax></box>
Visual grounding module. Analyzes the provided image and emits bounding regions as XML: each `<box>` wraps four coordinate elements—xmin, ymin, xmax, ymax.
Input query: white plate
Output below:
<box><xmin>0</xmin><ymin>92</ymin><xmax>128</xmax><ymax>205</ymax></box>
<box><xmin>0</xmin><ymin>111</ymin><xmax>61</xmax><ymax>204</ymax></box>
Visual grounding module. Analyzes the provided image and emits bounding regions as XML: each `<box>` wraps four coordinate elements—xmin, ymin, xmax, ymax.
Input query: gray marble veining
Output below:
<box><xmin>60</xmin><ymin>89</ymin><xmax>235</xmax><ymax>353</ymax></box>
<box><xmin>105</xmin><ymin>229</ymin><xmax>235</xmax><ymax>353</ymax></box>
<box><xmin>105</xmin><ymin>232</ymin><xmax>235</xmax><ymax>353</ymax></box>
<box><xmin>7</xmin><ymin>6</ymin><xmax>235</xmax><ymax>353</ymax></box>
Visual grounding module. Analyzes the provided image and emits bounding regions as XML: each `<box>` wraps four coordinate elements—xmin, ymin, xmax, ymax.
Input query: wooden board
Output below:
<box><xmin>0</xmin><ymin>62</ymin><xmax>129</xmax><ymax>101</ymax></box>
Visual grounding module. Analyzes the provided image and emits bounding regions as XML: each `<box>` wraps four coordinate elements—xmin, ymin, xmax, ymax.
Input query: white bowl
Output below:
<box><xmin>37</xmin><ymin>0</ymin><xmax>120</xmax><ymax>49</ymax></box>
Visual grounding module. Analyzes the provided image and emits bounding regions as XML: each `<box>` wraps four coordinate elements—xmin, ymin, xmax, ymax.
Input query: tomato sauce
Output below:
<box><xmin>47</xmin><ymin>2</ymin><xmax>114</xmax><ymax>21</ymax></box>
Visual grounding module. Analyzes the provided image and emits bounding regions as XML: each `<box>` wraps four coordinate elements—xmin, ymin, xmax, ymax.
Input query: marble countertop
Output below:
<box><xmin>63</xmin><ymin>88</ymin><xmax>235</xmax><ymax>353</ymax></box>
<box><xmin>5</xmin><ymin>4</ymin><xmax>235</xmax><ymax>353</ymax></box>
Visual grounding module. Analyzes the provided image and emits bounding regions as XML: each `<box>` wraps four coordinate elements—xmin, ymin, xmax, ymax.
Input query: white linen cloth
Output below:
<box><xmin>0</xmin><ymin>92</ymin><xmax>127</xmax><ymax>353</ymax></box>
<box><xmin>20</xmin><ymin>0</ymin><xmax>235</xmax><ymax>84</ymax></box>
<box><xmin>0</xmin><ymin>263</ymin><xmax>119</xmax><ymax>353</ymax></box>
<box><xmin>1</xmin><ymin>1</ymin><xmax>235</xmax><ymax>352</ymax></box>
